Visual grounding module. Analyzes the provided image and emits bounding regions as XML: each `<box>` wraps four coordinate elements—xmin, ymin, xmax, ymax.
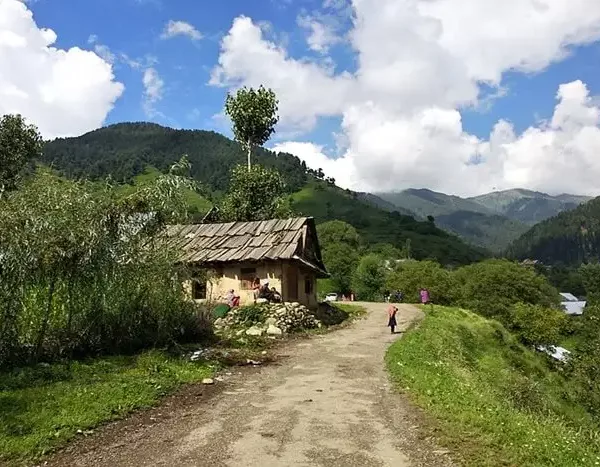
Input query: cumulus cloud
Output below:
<box><xmin>161</xmin><ymin>20</ymin><xmax>203</xmax><ymax>41</ymax></box>
<box><xmin>0</xmin><ymin>0</ymin><xmax>124</xmax><ymax>138</ymax></box>
<box><xmin>211</xmin><ymin>0</ymin><xmax>600</xmax><ymax>196</ymax></box>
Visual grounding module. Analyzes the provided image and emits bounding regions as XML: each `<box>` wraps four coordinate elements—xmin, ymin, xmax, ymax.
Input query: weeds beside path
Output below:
<box><xmin>387</xmin><ymin>306</ymin><xmax>600</xmax><ymax>467</ymax></box>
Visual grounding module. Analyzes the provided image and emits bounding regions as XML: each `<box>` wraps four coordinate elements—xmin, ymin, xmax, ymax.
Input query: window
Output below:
<box><xmin>240</xmin><ymin>267</ymin><xmax>257</xmax><ymax>290</ymax></box>
<box><xmin>304</xmin><ymin>277</ymin><xmax>313</xmax><ymax>295</ymax></box>
<box><xmin>192</xmin><ymin>280</ymin><xmax>206</xmax><ymax>300</ymax></box>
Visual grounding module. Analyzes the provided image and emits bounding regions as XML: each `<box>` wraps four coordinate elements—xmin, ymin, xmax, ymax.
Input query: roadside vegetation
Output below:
<box><xmin>0</xmin><ymin>351</ymin><xmax>214</xmax><ymax>463</ymax></box>
<box><xmin>387</xmin><ymin>307</ymin><xmax>600</xmax><ymax>467</ymax></box>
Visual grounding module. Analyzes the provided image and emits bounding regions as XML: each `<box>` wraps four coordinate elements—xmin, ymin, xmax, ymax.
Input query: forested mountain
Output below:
<box><xmin>42</xmin><ymin>123</ymin><xmax>484</xmax><ymax>265</ymax></box>
<box><xmin>470</xmin><ymin>189</ymin><xmax>592</xmax><ymax>225</ymax></box>
<box><xmin>507</xmin><ymin>196</ymin><xmax>600</xmax><ymax>265</ymax></box>
<box><xmin>292</xmin><ymin>181</ymin><xmax>486</xmax><ymax>265</ymax></box>
<box><xmin>43</xmin><ymin>123</ymin><xmax>309</xmax><ymax>195</ymax></box>
<box><xmin>436</xmin><ymin>211</ymin><xmax>529</xmax><ymax>252</ymax></box>
<box><xmin>377</xmin><ymin>187</ymin><xmax>589</xmax><ymax>251</ymax></box>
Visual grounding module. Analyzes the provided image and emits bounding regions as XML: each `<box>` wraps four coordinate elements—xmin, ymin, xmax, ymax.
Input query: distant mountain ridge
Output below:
<box><xmin>376</xmin><ymin>188</ymin><xmax>591</xmax><ymax>251</ymax></box>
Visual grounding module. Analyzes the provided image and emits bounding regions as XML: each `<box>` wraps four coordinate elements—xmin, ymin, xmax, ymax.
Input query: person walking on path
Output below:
<box><xmin>420</xmin><ymin>288</ymin><xmax>430</xmax><ymax>305</ymax></box>
<box><xmin>387</xmin><ymin>305</ymin><xmax>398</xmax><ymax>334</ymax></box>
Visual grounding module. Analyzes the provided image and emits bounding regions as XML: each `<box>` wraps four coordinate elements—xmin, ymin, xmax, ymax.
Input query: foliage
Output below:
<box><xmin>541</xmin><ymin>264</ymin><xmax>586</xmax><ymax>298</ymax></box>
<box><xmin>385</xmin><ymin>260</ymin><xmax>458</xmax><ymax>305</ymax></box>
<box><xmin>509</xmin><ymin>303</ymin><xmax>566</xmax><ymax>347</ymax></box>
<box><xmin>0</xmin><ymin>114</ymin><xmax>43</xmax><ymax>192</ymax></box>
<box><xmin>0</xmin><ymin>350</ymin><xmax>214</xmax><ymax>463</ymax></box>
<box><xmin>454</xmin><ymin>259</ymin><xmax>560</xmax><ymax>323</ymax></box>
<box><xmin>507</xmin><ymin>195</ymin><xmax>600</xmax><ymax>265</ymax></box>
<box><xmin>224</xmin><ymin>86</ymin><xmax>279</xmax><ymax>168</ymax></box>
<box><xmin>387</xmin><ymin>306</ymin><xmax>600</xmax><ymax>467</ymax></box>
<box><xmin>235</xmin><ymin>304</ymin><xmax>266</xmax><ymax>326</ymax></box>
<box><xmin>219</xmin><ymin>164</ymin><xmax>292</xmax><ymax>222</ymax></box>
<box><xmin>580</xmin><ymin>263</ymin><xmax>600</xmax><ymax>304</ymax></box>
<box><xmin>42</xmin><ymin>122</ymin><xmax>308</xmax><ymax>194</ymax></box>
<box><xmin>0</xmin><ymin>161</ymin><xmax>211</xmax><ymax>368</ymax></box>
<box><xmin>317</xmin><ymin>221</ymin><xmax>361</xmax><ymax>294</ymax></box>
<box><xmin>317</xmin><ymin>220</ymin><xmax>361</xmax><ymax>250</ymax></box>
<box><xmin>352</xmin><ymin>254</ymin><xmax>386</xmax><ymax>301</ymax></box>
<box><xmin>292</xmin><ymin>180</ymin><xmax>486</xmax><ymax>266</ymax></box>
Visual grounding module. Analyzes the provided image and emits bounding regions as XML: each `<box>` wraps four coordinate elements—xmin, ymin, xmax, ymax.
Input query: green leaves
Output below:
<box><xmin>0</xmin><ymin>114</ymin><xmax>43</xmax><ymax>193</ymax></box>
<box><xmin>224</xmin><ymin>86</ymin><xmax>279</xmax><ymax>167</ymax></box>
<box><xmin>219</xmin><ymin>164</ymin><xmax>291</xmax><ymax>222</ymax></box>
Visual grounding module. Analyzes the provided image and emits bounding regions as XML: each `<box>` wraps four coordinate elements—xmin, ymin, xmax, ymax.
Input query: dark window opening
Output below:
<box><xmin>192</xmin><ymin>280</ymin><xmax>206</xmax><ymax>300</ymax></box>
<box><xmin>240</xmin><ymin>267</ymin><xmax>257</xmax><ymax>290</ymax></box>
<box><xmin>304</xmin><ymin>278</ymin><xmax>313</xmax><ymax>295</ymax></box>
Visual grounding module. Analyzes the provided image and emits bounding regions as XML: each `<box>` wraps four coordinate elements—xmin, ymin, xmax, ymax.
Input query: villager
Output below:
<box><xmin>420</xmin><ymin>288</ymin><xmax>430</xmax><ymax>305</ymax></box>
<box><xmin>387</xmin><ymin>305</ymin><xmax>398</xmax><ymax>334</ymax></box>
<box><xmin>270</xmin><ymin>287</ymin><xmax>282</xmax><ymax>303</ymax></box>
<box><xmin>226</xmin><ymin>289</ymin><xmax>240</xmax><ymax>308</ymax></box>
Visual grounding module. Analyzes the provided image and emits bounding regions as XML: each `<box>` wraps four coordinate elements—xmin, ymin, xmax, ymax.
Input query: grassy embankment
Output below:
<box><xmin>386</xmin><ymin>306</ymin><xmax>600</xmax><ymax>467</ymax></box>
<box><xmin>0</xmin><ymin>351</ymin><xmax>215</xmax><ymax>465</ymax></box>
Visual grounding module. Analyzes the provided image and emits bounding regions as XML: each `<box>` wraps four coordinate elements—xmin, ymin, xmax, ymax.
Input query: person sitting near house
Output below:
<box><xmin>258</xmin><ymin>279</ymin><xmax>272</xmax><ymax>300</ymax></box>
<box><xmin>270</xmin><ymin>287</ymin><xmax>282</xmax><ymax>303</ymax></box>
<box><xmin>252</xmin><ymin>277</ymin><xmax>261</xmax><ymax>300</ymax></box>
<box><xmin>225</xmin><ymin>289</ymin><xmax>240</xmax><ymax>308</ymax></box>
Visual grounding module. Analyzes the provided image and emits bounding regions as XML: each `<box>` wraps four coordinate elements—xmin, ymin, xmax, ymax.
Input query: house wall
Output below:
<box><xmin>184</xmin><ymin>261</ymin><xmax>318</xmax><ymax>309</ymax></box>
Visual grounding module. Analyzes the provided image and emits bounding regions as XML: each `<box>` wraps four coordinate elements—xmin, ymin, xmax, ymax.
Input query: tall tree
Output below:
<box><xmin>0</xmin><ymin>114</ymin><xmax>43</xmax><ymax>193</ymax></box>
<box><xmin>224</xmin><ymin>86</ymin><xmax>279</xmax><ymax>170</ymax></box>
<box><xmin>219</xmin><ymin>164</ymin><xmax>291</xmax><ymax>222</ymax></box>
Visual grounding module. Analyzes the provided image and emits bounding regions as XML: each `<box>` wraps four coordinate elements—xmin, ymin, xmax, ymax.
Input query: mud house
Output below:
<box><xmin>164</xmin><ymin>217</ymin><xmax>328</xmax><ymax>309</ymax></box>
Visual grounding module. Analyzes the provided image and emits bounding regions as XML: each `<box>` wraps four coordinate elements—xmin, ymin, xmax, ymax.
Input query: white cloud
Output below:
<box><xmin>142</xmin><ymin>67</ymin><xmax>164</xmax><ymax>117</ymax></box>
<box><xmin>0</xmin><ymin>0</ymin><xmax>124</xmax><ymax>138</ymax></box>
<box><xmin>297</xmin><ymin>15</ymin><xmax>342</xmax><ymax>53</ymax></box>
<box><xmin>211</xmin><ymin>0</ymin><xmax>600</xmax><ymax>196</ymax></box>
<box><xmin>161</xmin><ymin>20</ymin><xmax>202</xmax><ymax>41</ymax></box>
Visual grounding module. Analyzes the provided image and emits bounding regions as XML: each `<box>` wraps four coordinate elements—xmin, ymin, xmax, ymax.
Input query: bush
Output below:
<box><xmin>385</xmin><ymin>260</ymin><xmax>458</xmax><ymax>304</ymax></box>
<box><xmin>352</xmin><ymin>254</ymin><xmax>386</xmax><ymax>301</ymax></box>
<box><xmin>454</xmin><ymin>259</ymin><xmax>560</xmax><ymax>322</ymax></box>
<box><xmin>508</xmin><ymin>303</ymin><xmax>566</xmax><ymax>347</ymax></box>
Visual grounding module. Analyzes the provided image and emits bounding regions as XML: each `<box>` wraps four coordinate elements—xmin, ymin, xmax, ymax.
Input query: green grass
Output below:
<box><xmin>386</xmin><ymin>306</ymin><xmax>600</xmax><ymax>467</ymax></box>
<box><xmin>0</xmin><ymin>350</ymin><xmax>215</xmax><ymax>464</ymax></box>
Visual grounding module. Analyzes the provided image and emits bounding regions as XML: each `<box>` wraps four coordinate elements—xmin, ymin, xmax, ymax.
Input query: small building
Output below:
<box><xmin>165</xmin><ymin>217</ymin><xmax>328</xmax><ymax>309</ymax></box>
<box><xmin>560</xmin><ymin>292</ymin><xmax>586</xmax><ymax>316</ymax></box>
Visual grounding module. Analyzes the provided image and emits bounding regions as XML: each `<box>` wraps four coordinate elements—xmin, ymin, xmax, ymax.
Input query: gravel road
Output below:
<box><xmin>45</xmin><ymin>303</ymin><xmax>454</xmax><ymax>467</ymax></box>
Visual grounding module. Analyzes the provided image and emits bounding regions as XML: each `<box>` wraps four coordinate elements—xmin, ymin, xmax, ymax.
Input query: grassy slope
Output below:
<box><xmin>386</xmin><ymin>307</ymin><xmax>600</xmax><ymax>467</ymax></box>
<box><xmin>0</xmin><ymin>351</ymin><xmax>214</xmax><ymax>464</ymax></box>
<box><xmin>117</xmin><ymin>167</ymin><xmax>213</xmax><ymax>215</ymax></box>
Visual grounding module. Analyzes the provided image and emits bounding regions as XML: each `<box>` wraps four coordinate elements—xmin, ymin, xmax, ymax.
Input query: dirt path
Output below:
<box><xmin>46</xmin><ymin>303</ymin><xmax>454</xmax><ymax>467</ymax></box>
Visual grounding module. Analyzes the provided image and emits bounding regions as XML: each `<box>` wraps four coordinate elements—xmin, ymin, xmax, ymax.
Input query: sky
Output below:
<box><xmin>2</xmin><ymin>0</ymin><xmax>600</xmax><ymax>197</ymax></box>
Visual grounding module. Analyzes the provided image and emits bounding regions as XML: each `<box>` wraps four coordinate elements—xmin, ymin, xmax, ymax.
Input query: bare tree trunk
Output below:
<box><xmin>247</xmin><ymin>144</ymin><xmax>252</xmax><ymax>171</ymax></box>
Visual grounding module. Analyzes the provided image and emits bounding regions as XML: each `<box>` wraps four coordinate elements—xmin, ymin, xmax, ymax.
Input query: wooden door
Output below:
<box><xmin>286</xmin><ymin>267</ymin><xmax>298</xmax><ymax>301</ymax></box>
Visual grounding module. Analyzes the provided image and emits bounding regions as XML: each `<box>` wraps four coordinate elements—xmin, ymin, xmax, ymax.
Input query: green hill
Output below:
<box><xmin>42</xmin><ymin>122</ymin><xmax>486</xmax><ymax>265</ymax></box>
<box><xmin>507</xmin><ymin>196</ymin><xmax>600</xmax><ymax>265</ymax></box>
<box><xmin>436</xmin><ymin>210</ymin><xmax>529</xmax><ymax>252</ymax></box>
<box><xmin>292</xmin><ymin>181</ymin><xmax>486</xmax><ymax>265</ymax></box>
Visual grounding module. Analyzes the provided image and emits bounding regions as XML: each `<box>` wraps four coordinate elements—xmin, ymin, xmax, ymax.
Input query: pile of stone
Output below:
<box><xmin>213</xmin><ymin>302</ymin><xmax>321</xmax><ymax>337</ymax></box>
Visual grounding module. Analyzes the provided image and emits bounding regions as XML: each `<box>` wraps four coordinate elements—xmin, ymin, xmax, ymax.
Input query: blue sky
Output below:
<box><xmin>5</xmin><ymin>0</ymin><xmax>600</xmax><ymax>195</ymax></box>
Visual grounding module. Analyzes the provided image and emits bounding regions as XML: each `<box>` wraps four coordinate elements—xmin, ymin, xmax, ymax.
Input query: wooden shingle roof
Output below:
<box><xmin>164</xmin><ymin>217</ymin><xmax>328</xmax><ymax>276</ymax></box>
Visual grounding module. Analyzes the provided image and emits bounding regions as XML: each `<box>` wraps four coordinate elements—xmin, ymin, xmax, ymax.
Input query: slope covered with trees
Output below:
<box><xmin>43</xmin><ymin>123</ymin><xmax>485</xmax><ymax>266</ymax></box>
<box><xmin>507</xmin><ymin>196</ymin><xmax>600</xmax><ymax>265</ymax></box>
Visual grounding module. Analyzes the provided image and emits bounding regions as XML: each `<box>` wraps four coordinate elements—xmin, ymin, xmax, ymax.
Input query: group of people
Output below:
<box><xmin>252</xmin><ymin>278</ymin><xmax>283</xmax><ymax>303</ymax></box>
<box><xmin>387</xmin><ymin>288</ymin><xmax>431</xmax><ymax>334</ymax></box>
<box><xmin>223</xmin><ymin>278</ymin><xmax>283</xmax><ymax>308</ymax></box>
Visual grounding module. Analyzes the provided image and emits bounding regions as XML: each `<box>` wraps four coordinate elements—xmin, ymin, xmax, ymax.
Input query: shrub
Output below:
<box><xmin>508</xmin><ymin>303</ymin><xmax>566</xmax><ymax>347</ymax></box>
<box><xmin>352</xmin><ymin>254</ymin><xmax>386</xmax><ymax>301</ymax></box>
<box><xmin>454</xmin><ymin>259</ymin><xmax>560</xmax><ymax>322</ymax></box>
<box><xmin>385</xmin><ymin>260</ymin><xmax>458</xmax><ymax>304</ymax></box>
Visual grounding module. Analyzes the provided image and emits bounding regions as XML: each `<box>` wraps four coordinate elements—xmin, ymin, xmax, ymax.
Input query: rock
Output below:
<box><xmin>246</xmin><ymin>326</ymin><xmax>264</xmax><ymax>337</ymax></box>
<box><xmin>202</xmin><ymin>378</ymin><xmax>215</xmax><ymax>385</ymax></box>
<box><xmin>256</xmin><ymin>298</ymin><xmax>268</xmax><ymax>304</ymax></box>
<box><xmin>267</xmin><ymin>325</ymin><xmax>283</xmax><ymax>336</ymax></box>
<box><xmin>236</xmin><ymin>329</ymin><xmax>245</xmax><ymax>337</ymax></box>
<box><xmin>265</xmin><ymin>317</ymin><xmax>278</xmax><ymax>326</ymax></box>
